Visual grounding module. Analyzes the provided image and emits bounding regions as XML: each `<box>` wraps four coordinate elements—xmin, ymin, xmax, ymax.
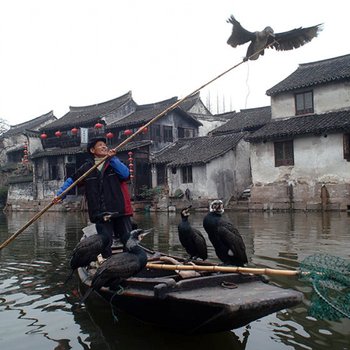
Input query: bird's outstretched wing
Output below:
<box><xmin>268</xmin><ymin>24</ymin><xmax>322</xmax><ymax>51</ymax></box>
<box><xmin>226</xmin><ymin>15</ymin><xmax>255</xmax><ymax>47</ymax></box>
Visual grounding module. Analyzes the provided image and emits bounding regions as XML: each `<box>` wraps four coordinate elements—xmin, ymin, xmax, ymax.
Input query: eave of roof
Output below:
<box><xmin>245</xmin><ymin>109</ymin><xmax>350</xmax><ymax>143</ymax></box>
<box><xmin>267</xmin><ymin>54</ymin><xmax>350</xmax><ymax>96</ymax></box>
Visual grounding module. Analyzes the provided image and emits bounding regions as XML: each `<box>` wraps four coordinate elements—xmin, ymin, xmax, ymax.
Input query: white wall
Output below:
<box><xmin>168</xmin><ymin>140</ymin><xmax>252</xmax><ymax>204</ymax></box>
<box><xmin>271</xmin><ymin>82</ymin><xmax>350</xmax><ymax>119</ymax></box>
<box><xmin>251</xmin><ymin>133</ymin><xmax>350</xmax><ymax>185</ymax></box>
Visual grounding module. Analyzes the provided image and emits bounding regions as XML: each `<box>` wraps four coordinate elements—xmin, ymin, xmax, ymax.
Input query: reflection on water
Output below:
<box><xmin>0</xmin><ymin>210</ymin><xmax>350</xmax><ymax>349</ymax></box>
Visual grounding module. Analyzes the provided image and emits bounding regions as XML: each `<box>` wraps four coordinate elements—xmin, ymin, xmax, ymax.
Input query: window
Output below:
<box><xmin>163</xmin><ymin>126</ymin><xmax>173</xmax><ymax>142</ymax></box>
<box><xmin>274</xmin><ymin>140</ymin><xmax>294</xmax><ymax>166</ymax></box>
<box><xmin>156</xmin><ymin>164</ymin><xmax>166</xmax><ymax>185</ymax></box>
<box><xmin>49</xmin><ymin>156</ymin><xmax>60</xmax><ymax>180</ymax></box>
<box><xmin>178</xmin><ymin>127</ymin><xmax>194</xmax><ymax>139</ymax></box>
<box><xmin>182</xmin><ymin>166</ymin><xmax>193</xmax><ymax>183</ymax></box>
<box><xmin>295</xmin><ymin>91</ymin><xmax>313</xmax><ymax>115</ymax></box>
<box><xmin>344</xmin><ymin>134</ymin><xmax>350</xmax><ymax>161</ymax></box>
<box><xmin>150</xmin><ymin>125</ymin><xmax>161</xmax><ymax>142</ymax></box>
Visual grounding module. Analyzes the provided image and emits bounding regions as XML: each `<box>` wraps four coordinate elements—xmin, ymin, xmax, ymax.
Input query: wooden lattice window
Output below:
<box><xmin>182</xmin><ymin>166</ymin><xmax>193</xmax><ymax>183</ymax></box>
<box><xmin>344</xmin><ymin>134</ymin><xmax>350</xmax><ymax>161</ymax></box>
<box><xmin>295</xmin><ymin>91</ymin><xmax>314</xmax><ymax>115</ymax></box>
<box><xmin>274</xmin><ymin>140</ymin><xmax>294</xmax><ymax>166</ymax></box>
<box><xmin>150</xmin><ymin>125</ymin><xmax>161</xmax><ymax>142</ymax></box>
<box><xmin>163</xmin><ymin>126</ymin><xmax>173</xmax><ymax>142</ymax></box>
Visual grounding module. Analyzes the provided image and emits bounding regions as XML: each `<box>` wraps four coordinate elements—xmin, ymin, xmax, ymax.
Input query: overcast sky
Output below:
<box><xmin>0</xmin><ymin>0</ymin><xmax>348</xmax><ymax>126</ymax></box>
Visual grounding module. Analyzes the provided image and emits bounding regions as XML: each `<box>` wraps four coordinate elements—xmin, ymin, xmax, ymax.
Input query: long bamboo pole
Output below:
<box><xmin>146</xmin><ymin>262</ymin><xmax>300</xmax><ymax>276</ymax></box>
<box><xmin>0</xmin><ymin>44</ymin><xmax>272</xmax><ymax>251</ymax></box>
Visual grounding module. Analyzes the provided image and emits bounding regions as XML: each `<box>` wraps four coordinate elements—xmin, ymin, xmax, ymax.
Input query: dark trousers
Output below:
<box><xmin>96</xmin><ymin>216</ymin><xmax>132</xmax><ymax>258</ymax></box>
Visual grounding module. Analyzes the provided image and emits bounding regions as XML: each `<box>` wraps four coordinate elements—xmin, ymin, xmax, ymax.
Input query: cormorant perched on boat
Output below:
<box><xmin>178</xmin><ymin>205</ymin><xmax>207</xmax><ymax>261</ymax></box>
<box><xmin>80</xmin><ymin>228</ymin><xmax>151</xmax><ymax>303</ymax></box>
<box><xmin>64</xmin><ymin>227</ymin><xmax>110</xmax><ymax>283</ymax></box>
<box><xmin>67</xmin><ymin>214</ymin><xmax>138</xmax><ymax>282</ymax></box>
<box><xmin>203</xmin><ymin>200</ymin><xmax>248</xmax><ymax>266</ymax></box>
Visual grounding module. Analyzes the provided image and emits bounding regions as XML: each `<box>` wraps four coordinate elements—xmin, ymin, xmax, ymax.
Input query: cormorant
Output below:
<box><xmin>65</xmin><ymin>231</ymin><xmax>109</xmax><ymax>283</ymax></box>
<box><xmin>178</xmin><ymin>205</ymin><xmax>207</xmax><ymax>260</ymax></box>
<box><xmin>203</xmin><ymin>200</ymin><xmax>248</xmax><ymax>266</ymax></box>
<box><xmin>227</xmin><ymin>15</ymin><xmax>322</xmax><ymax>61</ymax></box>
<box><xmin>80</xmin><ymin>228</ymin><xmax>151</xmax><ymax>302</ymax></box>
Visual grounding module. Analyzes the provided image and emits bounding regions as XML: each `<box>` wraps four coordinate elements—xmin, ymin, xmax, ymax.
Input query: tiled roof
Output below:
<box><xmin>178</xmin><ymin>92</ymin><xmax>201</xmax><ymax>111</ymax></box>
<box><xmin>267</xmin><ymin>54</ymin><xmax>350</xmax><ymax>96</ymax></box>
<box><xmin>245</xmin><ymin>110</ymin><xmax>350</xmax><ymax>142</ymax></box>
<box><xmin>152</xmin><ymin>133</ymin><xmax>245</xmax><ymax>166</ymax></box>
<box><xmin>30</xmin><ymin>146</ymin><xmax>85</xmax><ymax>159</ymax></box>
<box><xmin>42</xmin><ymin>92</ymin><xmax>133</xmax><ymax>131</ymax></box>
<box><xmin>30</xmin><ymin>140</ymin><xmax>152</xmax><ymax>159</ymax></box>
<box><xmin>107</xmin><ymin>97</ymin><xmax>202</xmax><ymax>129</ymax></box>
<box><xmin>2</xmin><ymin>111</ymin><xmax>56</xmax><ymax>137</ymax></box>
<box><xmin>211</xmin><ymin>106</ymin><xmax>271</xmax><ymax>135</ymax></box>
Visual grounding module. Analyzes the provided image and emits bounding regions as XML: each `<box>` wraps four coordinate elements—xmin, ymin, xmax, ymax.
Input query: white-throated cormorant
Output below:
<box><xmin>203</xmin><ymin>200</ymin><xmax>248</xmax><ymax>266</ymax></box>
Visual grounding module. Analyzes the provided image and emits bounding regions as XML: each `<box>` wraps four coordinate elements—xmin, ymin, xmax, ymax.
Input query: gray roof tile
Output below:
<box><xmin>42</xmin><ymin>92</ymin><xmax>133</xmax><ymax>131</ymax></box>
<box><xmin>2</xmin><ymin>111</ymin><xmax>56</xmax><ymax>137</ymax></box>
<box><xmin>267</xmin><ymin>54</ymin><xmax>350</xmax><ymax>96</ymax></box>
<box><xmin>152</xmin><ymin>133</ymin><xmax>245</xmax><ymax>166</ymax></box>
<box><xmin>245</xmin><ymin>110</ymin><xmax>350</xmax><ymax>142</ymax></box>
<box><xmin>211</xmin><ymin>106</ymin><xmax>271</xmax><ymax>135</ymax></box>
<box><xmin>107</xmin><ymin>97</ymin><xmax>202</xmax><ymax>129</ymax></box>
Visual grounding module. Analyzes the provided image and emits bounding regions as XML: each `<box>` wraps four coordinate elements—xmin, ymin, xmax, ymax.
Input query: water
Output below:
<box><xmin>0</xmin><ymin>210</ymin><xmax>349</xmax><ymax>349</ymax></box>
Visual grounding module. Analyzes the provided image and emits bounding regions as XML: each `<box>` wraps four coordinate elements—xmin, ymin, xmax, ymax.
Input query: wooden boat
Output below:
<box><xmin>77</xmin><ymin>229</ymin><xmax>303</xmax><ymax>334</ymax></box>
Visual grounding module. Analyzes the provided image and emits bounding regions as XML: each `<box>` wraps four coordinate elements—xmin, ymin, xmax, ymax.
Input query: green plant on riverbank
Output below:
<box><xmin>138</xmin><ymin>186</ymin><xmax>163</xmax><ymax>200</ymax></box>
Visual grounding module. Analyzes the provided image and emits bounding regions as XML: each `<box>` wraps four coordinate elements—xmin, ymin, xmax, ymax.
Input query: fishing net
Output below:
<box><xmin>299</xmin><ymin>253</ymin><xmax>350</xmax><ymax>320</ymax></box>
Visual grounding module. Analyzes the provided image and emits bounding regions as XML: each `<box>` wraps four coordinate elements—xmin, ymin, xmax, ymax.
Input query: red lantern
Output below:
<box><xmin>139</xmin><ymin>126</ymin><xmax>148</xmax><ymax>134</ymax></box>
<box><xmin>106</xmin><ymin>132</ymin><xmax>114</xmax><ymax>139</ymax></box>
<box><xmin>128</xmin><ymin>163</ymin><xmax>134</xmax><ymax>168</ymax></box>
<box><xmin>128</xmin><ymin>151</ymin><xmax>133</xmax><ymax>156</ymax></box>
<box><xmin>130</xmin><ymin>174</ymin><xmax>134</xmax><ymax>179</ymax></box>
<box><xmin>129</xmin><ymin>168</ymin><xmax>134</xmax><ymax>174</ymax></box>
<box><xmin>124</xmin><ymin>129</ymin><xmax>132</xmax><ymax>136</ymax></box>
<box><xmin>55</xmin><ymin>130</ymin><xmax>62</xmax><ymax>137</ymax></box>
<box><xmin>71</xmin><ymin>127</ymin><xmax>78</xmax><ymax>135</ymax></box>
<box><xmin>40</xmin><ymin>133</ymin><xmax>47</xmax><ymax>139</ymax></box>
<box><xmin>94</xmin><ymin>122</ymin><xmax>103</xmax><ymax>129</ymax></box>
<box><xmin>128</xmin><ymin>157</ymin><xmax>133</xmax><ymax>162</ymax></box>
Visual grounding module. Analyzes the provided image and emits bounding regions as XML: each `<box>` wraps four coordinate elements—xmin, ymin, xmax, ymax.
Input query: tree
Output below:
<box><xmin>0</xmin><ymin>118</ymin><xmax>9</xmax><ymax>136</ymax></box>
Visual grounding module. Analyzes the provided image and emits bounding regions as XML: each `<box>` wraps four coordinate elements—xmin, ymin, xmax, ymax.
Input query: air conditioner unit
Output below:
<box><xmin>65</xmin><ymin>155</ymin><xmax>76</xmax><ymax>164</ymax></box>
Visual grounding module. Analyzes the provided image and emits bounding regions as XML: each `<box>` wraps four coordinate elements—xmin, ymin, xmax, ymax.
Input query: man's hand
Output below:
<box><xmin>108</xmin><ymin>148</ymin><xmax>116</xmax><ymax>157</ymax></box>
<box><xmin>52</xmin><ymin>196</ymin><xmax>62</xmax><ymax>204</ymax></box>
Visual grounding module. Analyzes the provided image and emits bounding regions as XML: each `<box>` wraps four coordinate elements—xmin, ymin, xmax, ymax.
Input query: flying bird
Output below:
<box><xmin>226</xmin><ymin>15</ymin><xmax>322</xmax><ymax>61</ymax></box>
<box><xmin>178</xmin><ymin>205</ymin><xmax>208</xmax><ymax>261</ymax></box>
<box><xmin>203</xmin><ymin>200</ymin><xmax>248</xmax><ymax>266</ymax></box>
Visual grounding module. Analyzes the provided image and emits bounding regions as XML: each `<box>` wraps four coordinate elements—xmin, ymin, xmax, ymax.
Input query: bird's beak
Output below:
<box><xmin>138</xmin><ymin>228</ymin><xmax>153</xmax><ymax>241</ymax></box>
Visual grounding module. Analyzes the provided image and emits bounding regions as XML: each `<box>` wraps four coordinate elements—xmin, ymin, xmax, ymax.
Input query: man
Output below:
<box><xmin>54</xmin><ymin>137</ymin><xmax>133</xmax><ymax>257</ymax></box>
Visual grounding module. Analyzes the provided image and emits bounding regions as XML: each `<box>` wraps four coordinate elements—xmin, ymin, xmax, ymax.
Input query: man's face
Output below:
<box><xmin>90</xmin><ymin>141</ymin><xmax>108</xmax><ymax>158</ymax></box>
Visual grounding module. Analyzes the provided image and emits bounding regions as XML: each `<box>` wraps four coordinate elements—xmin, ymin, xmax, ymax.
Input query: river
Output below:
<box><xmin>0</xmin><ymin>210</ymin><xmax>349</xmax><ymax>349</ymax></box>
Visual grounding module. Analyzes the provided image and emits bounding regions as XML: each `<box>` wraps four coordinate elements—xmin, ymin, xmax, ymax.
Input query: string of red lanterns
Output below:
<box><xmin>128</xmin><ymin>151</ymin><xmax>134</xmax><ymax>180</ymax></box>
<box><xmin>22</xmin><ymin>141</ymin><xmax>29</xmax><ymax>164</ymax></box>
